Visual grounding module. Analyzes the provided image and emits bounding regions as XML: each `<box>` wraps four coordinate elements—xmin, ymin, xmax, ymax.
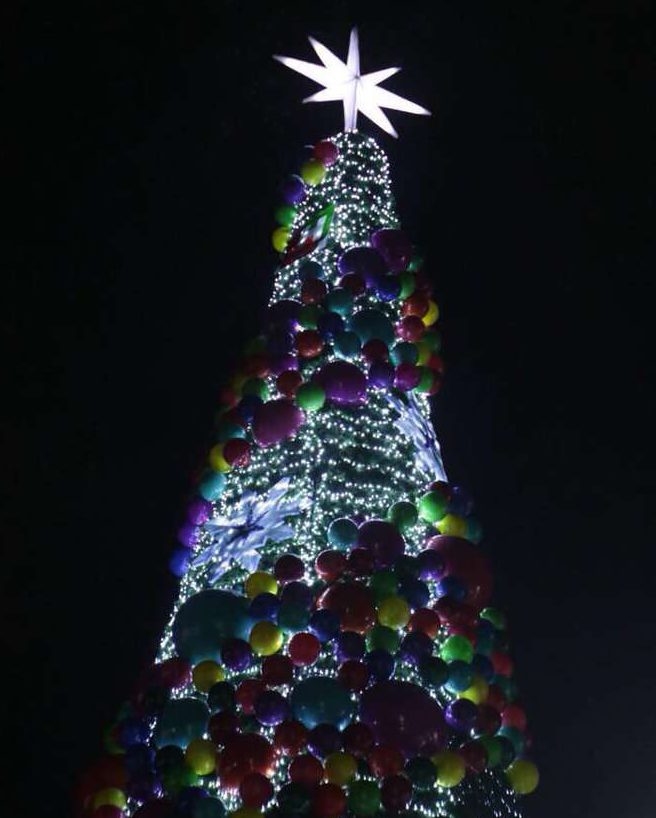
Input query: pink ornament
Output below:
<box><xmin>252</xmin><ymin>400</ymin><xmax>305</xmax><ymax>447</ymax></box>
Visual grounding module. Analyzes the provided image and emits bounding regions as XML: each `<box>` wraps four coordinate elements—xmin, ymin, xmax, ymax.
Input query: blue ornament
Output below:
<box><xmin>317</xmin><ymin>311</ymin><xmax>345</xmax><ymax>340</ymax></box>
<box><xmin>309</xmin><ymin>609</ymin><xmax>340</xmax><ymax>642</ymax></box>
<box><xmin>398</xmin><ymin>577</ymin><xmax>430</xmax><ymax>609</ymax></box>
<box><xmin>325</xmin><ymin>287</ymin><xmax>354</xmax><ymax>316</ymax></box>
<box><xmin>291</xmin><ymin>677</ymin><xmax>354</xmax><ymax>729</ymax></box>
<box><xmin>365</xmin><ymin>649</ymin><xmax>396</xmax><ymax>680</ymax></box>
<box><xmin>436</xmin><ymin>575</ymin><xmax>467</xmax><ymax>601</ymax></box>
<box><xmin>249</xmin><ymin>593</ymin><xmax>281</xmax><ymax>621</ymax></box>
<box><xmin>154</xmin><ymin>698</ymin><xmax>209</xmax><ymax>749</ymax></box>
<box><xmin>169</xmin><ymin>547</ymin><xmax>191</xmax><ymax>578</ymax></box>
<box><xmin>333</xmin><ymin>331</ymin><xmax>361</xmax><ymax>360</ymax></box>
<box><xmin>444</xmin><ymin>660</ymin><xmax>474</xmax><ymax>693</ymax></box>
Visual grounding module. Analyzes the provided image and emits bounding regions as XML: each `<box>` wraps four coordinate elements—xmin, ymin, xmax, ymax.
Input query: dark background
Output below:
<box><xmin>4</xmin><ymin>1</ymin><xmax>655</xmax><ymax>816</ymax></box>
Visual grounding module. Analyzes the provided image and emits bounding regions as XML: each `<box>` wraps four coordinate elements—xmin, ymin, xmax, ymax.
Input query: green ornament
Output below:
<box><xmin>296</xmin><ymin>382</ymin><xmax>326</xmax><ymax>412</ymax></box>
<box><xmin>367</xmin><ymin>624</ymin><xmax>401</xmax><ymax>653</ymax></box>
<box><xmin>408</xmin><ymin>254</ymin><xmax>424</xmax><ymax>272</ymax></box>
<box><xmin>398</xmin><ymin>271</ymin><xmax>416</xmax><ymax>299</ymax></box>
<box><xmin>241</xmin><ymin>378</ymin><xmax>269</xmax><ymax>401</ymax></box>
<box><xmin>387</xmin><ymin>500</ymin><xmax>418</xmax><ymax>532</ymax></box>
<box><xmin>479</xmin><ymin>736</ymin><xmax>503</xmax><ymax>768</ymax></box>
<box><xmin>480</xmin><ymin>607</ymin><xmax>507</xmax><ymax>630</ymax></box>
<box><xmin>298</xmin><ymin>304</ymin><xmax>320</xmax><ymax>329</ymax></box>
<box><xmin>275</xmin><ymin>204</ymin><xmax>297</xmax><ymax>227</ymax></box>
<box><xmin>440</xmin><ymin>634</ymin><xmax>474</xmax><ymax>664</ymax></box>
<box><xmin>417</xmin><ymin>490</ymin><xmax>448</xmax><ymax>523</ymax></box>
<box><xmin>405</xmin><ymin>756</ymin><xmax>437</xmax><ymax>791</ymax></box>
<box><xmin>278</xmin><ymin>782</ymin><xmax>311</xmax><ymax>816</ymax></box>
<box><xmin>162</xmin><ymin>765</ymin><xmax>199</xmax><ymax>795</ymax></box>
<box><xmin>445</xmin><ymin>661</ymin><xmax>474</xmax><ymax>693</ymax></box>
<box><xmin>390</xmin><ymin>341</ymin><xmax>419</xmax><ymax>366</ymax></box>
<box><xmin>498</xmin><ymin>726</ymin><xmax>525</xmax><ymax>756</ymax></box>
<box><xmin>369</xmin><ymin>569</ymin><xmax>398</xmax><ymax>600</ymax></box>
<box><xmin>327</xmin><ymin>517</ymin><xmax>358</xmax><ymax>549</ymax></box>
<box><xmin>277</xmin><ymin>602</ymin><xmax>310</xmax><ymax>633</ymax></box>
<box><xmin>348</xmin><ymin>781</ymin><xmax>381</xmax><ymax>816</ymax></box>
<box><xmin>423</xmin><ymin>329</ymin><xmax>441</xmax><ymax>352</ymax></box>
<box><xmin>414</xmin><ymin>367</ymin><xmax>435</xmax><ymax>394</ymax></box>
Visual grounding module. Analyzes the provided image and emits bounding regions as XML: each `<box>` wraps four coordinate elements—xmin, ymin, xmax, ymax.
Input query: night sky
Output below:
<box><xmin>5</xmin><ymin>2</ymin><xmax>655</xmax><ymax>817</ymax></box>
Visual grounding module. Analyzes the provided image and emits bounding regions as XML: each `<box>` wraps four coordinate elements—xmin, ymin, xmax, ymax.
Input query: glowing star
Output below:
<box><xmin>274</xmin><ymin>28</ymin><xmax>430</xmax><ymax>138</ymax></box>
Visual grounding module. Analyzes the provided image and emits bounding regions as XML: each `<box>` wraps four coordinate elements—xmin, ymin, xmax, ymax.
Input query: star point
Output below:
<box><xmin>274</xmin><ymin>27</ymin><xmax>430</xmax><ymax>138</ymax></box>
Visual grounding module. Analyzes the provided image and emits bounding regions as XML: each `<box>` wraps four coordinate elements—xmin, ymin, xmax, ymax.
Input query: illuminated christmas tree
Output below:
<box><xmin>76</xmin><ymin>29</ymin><xmax>538</xmax><ymax>818</ymax></box>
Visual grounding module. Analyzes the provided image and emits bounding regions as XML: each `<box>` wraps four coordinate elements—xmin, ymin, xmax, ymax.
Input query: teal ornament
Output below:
<box><xmin>444</xmin><ymin>660</ymin><xmax>474</xmax><ymax>693</ymax></box>
<box><xmin>390</xmin><ymin>342</ymin><xmax>419</xmax><ymax>366</ymax></box>
<box><xmin>154</xmin><ymin>698</ymin><xmax>209</xmax><ymax>748</ymax></box>
<box><xmin>327</xmin><ymin>517</ymin><xmax>358</xmax><ymax>549</ymax></box>
<box><xmin>193</xmin><ymin>797</ymin><xmax>227</xmax><ymax>818</ymax></box>
<box><xmin>172</xmin><ymin>590</ymin><xmax>250</xmax><ymax>663</ymax></box>
<box><xmin>198</xmin><ymin>471</ymin><xmax>227</xmax><ymax>502</ymax></box>
<box><xmin>349</xmin><ymin>309</ymin><xmax>395</xmax><ymax>346</ymax></box>
<box><xmin>325</xmin><ymin>287</ymin><xmax>354</xmax><ymax>316</ymax></box>
<box><xmin>334</xmin><ymin>331</ymin><xmax>361</xmax><ymax>360</ymax></box>
<box><xmin>291</xmin><ymin>677</ymin><xmax>354</xmax><ymax>728</ymax></box>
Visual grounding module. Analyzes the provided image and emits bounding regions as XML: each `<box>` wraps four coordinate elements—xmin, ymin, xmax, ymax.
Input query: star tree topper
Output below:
<box><xmin>274</xmin><ymin>28</ymin><xmax>430</xmax><ymax>138</ymax></box>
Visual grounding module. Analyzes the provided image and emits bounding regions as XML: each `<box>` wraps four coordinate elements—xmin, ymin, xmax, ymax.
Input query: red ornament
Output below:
<box><xmin>296</xmin><ymin>330</ymin><xmax>324</xmax><ymax>358</ymax></box>
<box><xmin>152</xmin><ymin>657</ymin><xmax>191</xmax><ymax>690</ymax></box>
<box><xmin>277</xmin><ymin>369</ymin><xmax>303</xmax><ymax>398</ymax></box>
<box><xmin>262</xmin><ymin>655</ymin><xmax>294</xmax><ymax>687</ymax></box>
<box><xmin>289</xmin><ymin>754</ymin><xmax>324</xmax><ymax>787</ymax></box>
<box><xmin>380</xmin><ymin>774</ymin><xmax>413</xmax><ymax>813</ymax></box>
<box><xmin>301</xmin><ymin>278</ymin><xmax>328</xmax><ymax>304</ymax></box>
<box><xmin>396</xmin><ymin>315</ymin><xmax>425</xmax><ymax>342</ymax></box>
<box><xmin>433</xmin><ymin>597</ymin><xmax>477</xmax><ymax>629</ymax></box>
<box><xmin>236</xmin><ymin>679</ymin><xmax>267</xmax><ymax>714</ymax></box>
<box><xmin>427</xmin><ymin>536</ymin><xmax>493</xmax><ymax>611</ymax></box>
<box><xmin>400</xmin><ymin>293</ymin><xmax>429</xmax><ymax>318</ymax></box>
<box><xmin>316</xmin><ymin>581</ymin><xmax>376</xmax><ymax>634</ymax></box>
<box><xmin>362</xmin><ymin>339</ymin><xmax>389</xmax><ymax>363</ymax></box>
<box><xmin>222</xmin><ymin>438</ymin><xmax>251</xmax><ymax>468</ymax></box>
<box><xmin>315</xmin><ymin>550</ymin><xmax>347</xmax><ymax>582</ymax></box>
<box><xmin>313</xmin><ymin>783</ymin><xmax>347</xmax><ymax>818</ymax></box>
<box><xmin>339</xmin><ymin>272</ymin><xmax>366</xmax><ymax>296</ymax></box>
<box><xmin>460</xmin><ymin>740</ymin><xmax>488</xmax><ymax>773</ymax></box>
<box><xmin>501</xmin><ymin>703</ymin><xmax>527</xmax><ymax>731</ymax></box>
<box><xmin>73</xmin><ymin>756</ymin><xmax>127</xmax><ymax>816</ymax></box>
<box><xmin>338</xmin><ymin>660</ymin><xmax>370</xmax><ymax>692</ymax></box>
<box><xmin>347</xmin><ymin>547</ymin><xmax>375</xmax><ymax>577</ymax></box>
<box><xmin>218</xmin><ymin>733</ymin><xmax>275</xmax><ymax>790</ymax></box>
<box><xmin>475</xmin><ymin>705</ymin><xmax>502</xmax><ymax>736</ymax></box>
<box><xmin>485</xmin><ymin>685</ymin><xmax>507</xmax><ymax>712</ymax></box>
<box><xmin>369</xmin><ymin>745</ymin><xmax>404</xmax><ymax>778</ymax></box>
<box><xmin>274</xmin><ymin>720</ymin><xmax>308</xmax><ymax>755</ymax></box>
<box><xmin>342</xmin><ymin>722</ymin><xmax>375</xmax><ymax>757</ymax></box>
<box><xmin>274</xmin><ymin>553</ymin><xmax>305</xmax><ymax>584</ymax></box>
<box><xmin>408</xmin><ymin>608</ymin><xmax>441</xmax><ymax>638</ymax></box>
<box><xmin>208</xmin><ymin>711</ymin><xmax>240</xmax><ymax>746</ymax></box>
<box><xmin>491</xmin><ymin>651</ymin><xmax>514</xmax><ymax>677</ymax></box>
<box><xmin>218</xmin><ymin>385</ymin><xmax>239</xmax><ymax>408</ymax></box>
<box><xmin>240</xmin><ymin>353</ymin><xmax>271</xmax><ymax>379</ymax></box>
<box><xmin>240</xmin><ymin>771</ymin><xmax>274</xmax><ymax>808</ymax></box>
<box><xmin>288</xmin><ymin>632</ymin><xmax>321</xmax><ymax>666</ymax></box>
<box><xmin>313</xmin><ymin>140</ymin><xmax>339</xmax><ymax>166</ymax></box>
<box><xmin>427</xmin><ymin>353</ymin><xmax>445</xmax><ymax>374</ymax></box>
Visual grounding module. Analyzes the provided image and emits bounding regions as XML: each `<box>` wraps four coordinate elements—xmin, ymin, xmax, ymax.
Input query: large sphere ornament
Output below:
<box><xmin>325</xmin><ymin>287</ymin><xmax>354</xmax><ymax>316</ymax></box>
<box><xmin>290</xmin><ymin>677</ymin><xmax>354</xmax><ymax>729</ymax></box>
<box><xmin>274</xmin><ymin>554</ymin><xmax>305</xmax><ymax>584</ymax></box>
<box><xmin>337</xmin><ymin>246</ymin><xmax>387</xmax><ymax>286</ymax></box>
<box><xmin>274</xmin><ymin>719</ymin><xmax>309</xmax><ymax>755</ymax></box>
<box><xmin>218</xmin><ymin>733</ymin><xmax>275</xmax><ymax>790</ymax></box>
<box><xmin>394</xmin><ymin>363</ymin><xmax>421</xmax><ymax>391</ymax></box>
<box><xmin>317</xmin><ymin>582</ymin><xmax>376</xmax><ymax>634</ymax></box>
<box><xmin>198</xmin><ymin>471</ymin><xmax>226</xmax><ymax>502</ymax></box>
<box><xmin>240</xmin><ymin>772</ymin><xmax>274</xmax><ymax>809</ymax></box>
<box><xmin>327</xmin><ymin>517</ymin><xmax>358</xmax><ymax>549</ymax></box>
<box><xmin>349</xmin><ymin>309</ymin><xmax>395</xmax><ymax>346</ymax></box>
<box><xmin>289</xmin><ymin>754</ymin><xmax>324</xmax><ymax>787</ymax></box>
<box><xmin>252</xmin><ymin>400</ymin><xmax>304</xmax><ymax>447</ymax></box>
<box><xmin>296</xmin><ymin>329</ymin><xmax>324</xmax><ymax>358</ymax></box>
<box><xmin>308</xmin><ymin>723</ymin><xmax>342</xmax><ymax>757</ymax></box>
<box><xmin>276</xmin><ymin>369</ymin><xmax>303</xmax><ymax>397</ymax></box>
<box><xmin>261</xmin><ymin>654</ymin><xmax>294</xmax><ymax>686</ymax></box>
<box><xmin>427</xmin><ymin>536</ymin><xmax>493</xmax><ymax>609</ymax></box>
<box><xmin>357</xmin><ymin>520</ymin><xmax>405</xmax><ymax>568</ymax></box>
<box><xmin>281</xmin><ymin>175</ymin><xmax>306</xmax><ymax>205</ymax></box>
<box><xmin>432</xmin><ymin>751</ymin><xmax>465</xmax><ymax>788</ymax></box>
<box><xmin>359</xmin><ymin>681</ymin><xmax>446</xmax><ymax>757</ymax></box>
<box><xmin>254</xmin><ymin>690</ymin><xmax>290</xmax><ymax>726</ymax></box>
<box><xmin>506</xmin><ymin>759</ymin><xmax>539</xmax><ymax>794</ymax></box>
<box><xmin>316</xmin><ymin>361</ymin><xmax>367</xmax><ymax>406</ymax></box>
<box><xmin>315</xmin><ymin>550</ymin><xmax>347</xmax><ymax>581</ymax></box>
<box><xmin>185</xmin><ymin>738</ymin><xmax>217</xmax><ymax>776</ymax></box>
<box><xmin>249</xmin><ymin>621</ymin><xmax>284</xmax><ymax>656</ymax></box>
<box><xmin>371</xmin><ymin>229</ymin><xmax>413</xmax><ymax>272</ymax></box>
<box><xmin>405</xmin><ymin>756</ymin><xmax>436</xmax><ymax>791</ymax></box>
<box><xmin>312</xmin><ymin>783</ymin><xmax>347</xmax><ymax>818</ymax></box>
<box><xmin>313</xmin><ymin>140</ymin><xmax>339</xmax><ymax>166</ymax></box>
<box><xmin>154</xmin><ymin>698</ymin><xmax>209</xmax><ymax>749</ymax></box>
<box><xmin>173</xmin><ymin>591</ymin><xmax>249</xmax><ymax>664</ymax></box>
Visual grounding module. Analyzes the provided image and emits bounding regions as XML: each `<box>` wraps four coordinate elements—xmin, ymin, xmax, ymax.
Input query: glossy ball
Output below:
<box><xmin>506</xmin><ymin>760</ymin><xmax>539</xmax><ymax>794</ymax></box>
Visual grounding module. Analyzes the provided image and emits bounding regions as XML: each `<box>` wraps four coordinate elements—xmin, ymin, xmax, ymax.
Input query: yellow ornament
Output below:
<box><xmin>249</xmin><ymin>620</ymin><xmax>284</xmax><ymax>656</ymax></box>
<box><xmin>459</xmin><ymin>674</ymin><xmax>489</xmax><ymax>705</ymax></box>
<box><xmin>421</xmin><ymin>300</ymin><xmax>440</xmax><ymax>326</ymax></box>
<box><xmin>92</xmin><ymin>788</ymin><xmax>127</xmax><ymax>810</ymax></box>
<box><xmin>245</xmin><ymin>571</ymin><xmax>278</xmax><ymax>599</ymax></box>
<box><xmin>324</xmin><ymin>751</ymin><xmax>358</xmax><ymax>785</ymax></box>
<box><xmin>272</xmin><ymin>226</ymin><xmax>290</xmax><ymax>253</ymax></box>
<box><xmin>432</xmin><ymin>751</ymin><xmax>465</xmax><ymax>788</ymax></box>
<box><xmin>192</xmin><ymin>660</ymin><xmax>225</xmax><ymax>693</ymax></box>
<box><xmin>300</xmin><ymin>159</ymin><xmax>326</xmax><ymax>186</ymax></box>
<box><xmin>208</xmin><ymin>443</ymin><xmax>231</xmax><ymax>473</ymax></box>
<box><xmin>185</xmin><ymin>738</ymin><xmax>217</xmax><ymax>775</ymax></box>
<box><xmin>377</xmin><ymin>595</ymin><xmax>411</xmax><ymax>629</ymax></box>
<box><xmin>415</xmin><ymin>339</ymin><xmax>432</xmax><ymax>365</ymax></box>
<box><xmin>506</xmin><ymin>760</ymin><xmax>539</xmax><ymax>794</ymax></box>
<box><xmin>436</xmin><ymin>513</ymin><xmax>467</xmax><ymax>538</ymax></box>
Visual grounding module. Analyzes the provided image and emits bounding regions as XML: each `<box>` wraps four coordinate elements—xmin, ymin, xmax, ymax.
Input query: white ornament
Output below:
<box><xmin>274</xmin><ymin>28</ymin><xmax>430</xmax><ymax>138</ymax></box>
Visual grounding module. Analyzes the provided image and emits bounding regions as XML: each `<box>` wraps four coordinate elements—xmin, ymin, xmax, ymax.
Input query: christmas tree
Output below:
<box><xmin>76</xmin><ymin>29</ymin><xmax>538</xmax><ymax>818</ymax></box>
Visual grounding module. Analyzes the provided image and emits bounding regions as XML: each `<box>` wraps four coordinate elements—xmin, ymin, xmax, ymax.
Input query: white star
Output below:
<box><xmin>274</xmin><ymin>28</ymin><xmax>430</xmax><ymax>138</ymax></box>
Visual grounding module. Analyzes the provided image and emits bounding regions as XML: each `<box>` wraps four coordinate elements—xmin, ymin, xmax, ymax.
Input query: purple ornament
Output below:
<box><xmin>252</xmin><ymin>400</ymin><xmax>304</xmax><ymax>447</ymax></box>
<box><xmin>267</xmin><ymin>329</ymin><xmax>296</xmax><ymax>356</ymax></box>
<box><xmin>373</xmin><ymin>274</ymin><xmax>402</xmax><ymax>302</ymax></box>
<box><xmin>186</xmin><ymin>498</ymin><xmax>211</xmax><ymax>526</ymax></box>
<box><xmin>221</xmin><ymin>638</ymin><xmax>252</xmax><ymax>671</ymax></box>
<box><xmin>317</xmin><ymin>361</ymin><xmax>367</xmax><ymax>406</ymax></box>
<box><xmin>399</xmin><ymin>631</ymin><xmax>433</xmax><ymax>665</ymax></box>
<box><xmin>127</xmin><ymin>773</ymin><xmax>163</xmax><ymax>803</ymax></box>
<box><xmin>371</xmin><ymin>229</ymin><xmax>413</xmax><ymax>273</ymax></box>
<box><xmin>417</xmin><ymin>549</ymin><xmax>445</xmax><ymax>580</ymax></box>
<box><xmin>177</xmin><ymin>523</ymin><xmax>201</xmax><ymax>549</ymax></box>
<box><xmin>267</xmin><ymin>299</ymin><xmax>302</xmax><ymax>330</ymax></box>
<box><xmin>337</xmin><ymin>246</ymin><xmax>387</xmax><ymax>286</ymax></box>
<box><xmin>236</xmin><ymin>394</ymin><xmax>263</xmax><ymax>424</ymax></box>
<box><xmin>445</xmin><ymin>698</ymin><xmax>479</xmax><ymax>733</ymax></box>
<box><xmin>269</xmin><ymin>354</ymin><xmax>299</xmax><ymax>376</ymax></box>
<box><xmin>254</xmin><ymin>690</ymin><xmax>290</xmax><ymax>725</ymax></box>
<box><xmin>282</xmin><ymin>175</ymin><xmax>307</xmax><ymax>205</ymax></box>
<box><xmin>394</xmin><ymin>363</ymin><xmax>421</xmax><ymax>391</ymax></box>
<box><xmin>368</xmin><ymin>360</ymin><xmax>395</xmax><ymax>389</ymax></box>
<box><xmin>357</xmin><ymin>520</ymin><xmax>405</xmax><ymax>568</ymax></box>
<box><xmin>359</xmin><ymin>681</ymin><xmax>446</xmax><ymax>758</ymax></box>
<box><xmin>335</xmin><ymin>631</ymin><xmax>366</xmax><ymax>661</ymax></box>
<box><xmin>118</xmin><ymin>717</ymin><xmax>150</xmax><ymax>748</ymax></box>
<box><xmin>308</xmin><ymin>723</ymin><xmax>342</xmax><ymax>757</ymax></box>
<box><xmin>248</xmin><ymin>593</ymin><xmax>281</xmax><ymax>621</ymax></box>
